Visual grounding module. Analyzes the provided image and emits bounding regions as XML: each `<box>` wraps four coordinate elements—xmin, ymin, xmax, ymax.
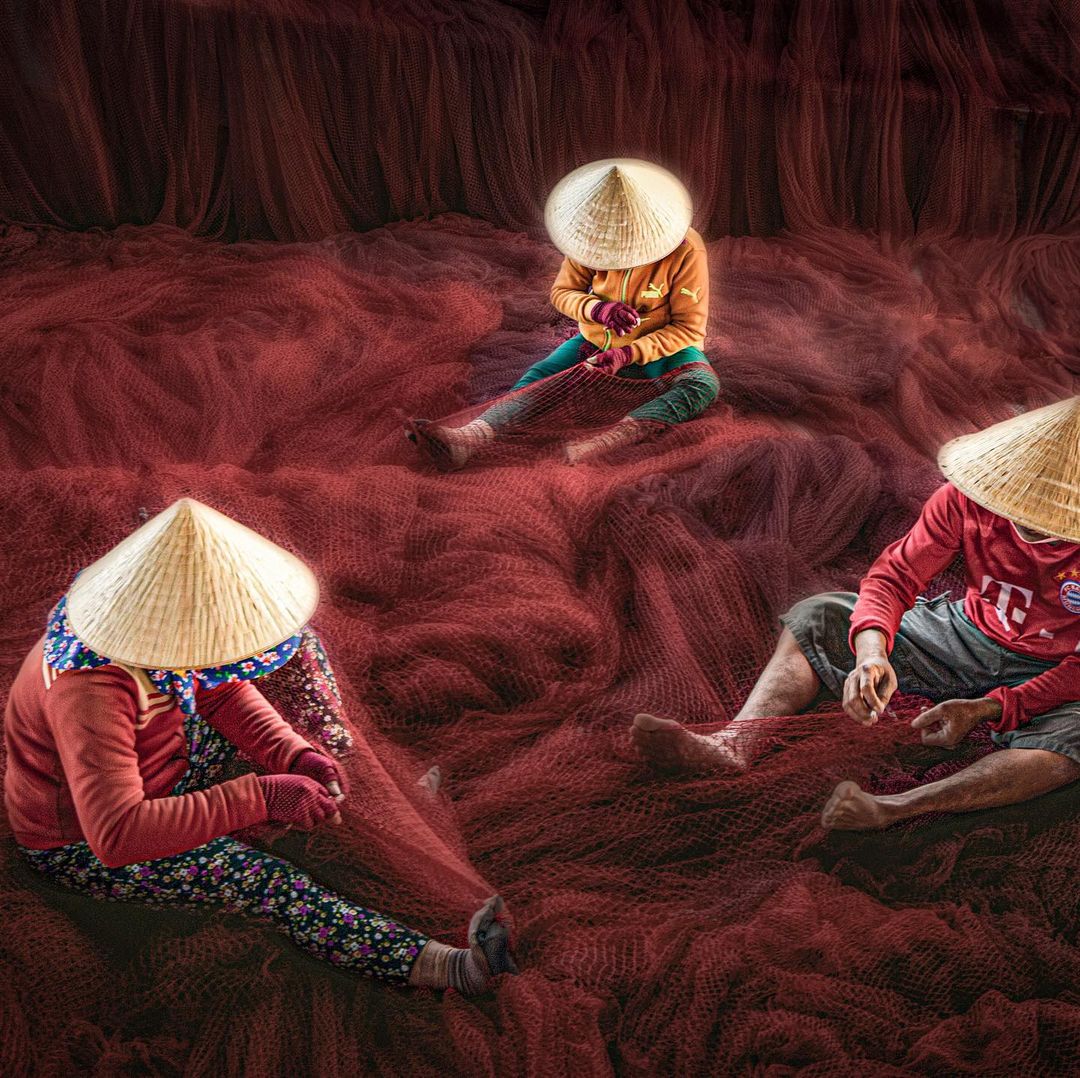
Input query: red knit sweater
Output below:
<box><xmin>3</xmin><ymin>638</ymin><xmax>315</xmax><ymax>866</ymax></box>
<box><xmin>850</xmin><ymin>483</ymin><xmax>1080</xmax><ymax>732</ymax></box>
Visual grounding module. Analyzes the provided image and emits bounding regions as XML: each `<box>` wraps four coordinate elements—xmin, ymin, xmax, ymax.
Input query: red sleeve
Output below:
<box><xmin>44</xmin><ymin>667</ymin><xmax>268</xmax><ymax>868</ymax></box>
<box><xmin>987</xmin><ymin>657</ymin><xmax>1080</xmax><ymax>731</ymax></box>
<box><xmin>850</xmin><ymin>484</ymin><xmax>966</xmax><ymax>653</ymax></box>
<box><xmin>197</xmin><ymin>680</ymin><xmax>313</xmax><ymax>776</ymax></box>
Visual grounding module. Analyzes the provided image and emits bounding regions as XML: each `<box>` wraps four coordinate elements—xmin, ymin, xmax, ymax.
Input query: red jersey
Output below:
<box><xmin>850</xmin><ymin>483</ymin><xmax>1080</xmax><ymax>731</ymax></box>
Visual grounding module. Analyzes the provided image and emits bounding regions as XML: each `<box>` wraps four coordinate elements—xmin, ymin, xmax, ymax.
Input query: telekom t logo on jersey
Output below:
<box><xmin>980</xmin><ymin>575</ymin><xmax>1033</xmax><ymax>633</ymax></box>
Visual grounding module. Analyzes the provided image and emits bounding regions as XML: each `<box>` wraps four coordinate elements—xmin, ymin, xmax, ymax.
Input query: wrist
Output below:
<box><xmin>975</xmin><ymin>697</ymin><xmax>1003</xmax><ymax>721</ymax></box>
<box><xmin>289</xmin><ymin>748</ymin><xmax>321</xmax><ymax>772</ymax></box>
<box><xmin>586</xmin><ymin>300</ymin><xmax>601</xmax><ymax>321</ymax></box>
<box><xmin>853</xmin><ymin>628</ymin><xmax>889</xmax><ymax>660</ymax></box>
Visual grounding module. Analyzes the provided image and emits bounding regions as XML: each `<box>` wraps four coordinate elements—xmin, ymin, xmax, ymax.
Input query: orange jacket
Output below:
<box><xmin>549</xmin><ymin>228</ymin><xmax>709</xmax><ymax>365</ymax></box>
<box><xmin>3</xmin><ymin>639</ymin><xmax>316</xmax><ymax>866</ymax></box>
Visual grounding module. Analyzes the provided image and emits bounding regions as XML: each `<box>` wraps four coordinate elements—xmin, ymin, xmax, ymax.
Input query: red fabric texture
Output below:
<box><xmin>257</xmin><ymin>774</ymin><xmax>339</xmax><ymax>829</ymax></box>
<box><xmin>851</xmin><ymin>483</ymin><xmax>1080</xmax><ymax>731</ymax></box>
<box><xmin>587</xmin><ymin>301</ymin><xmax>639</xmax><ymax>337</ymax></box>
<box><xmin>0</xmin><ymin>212</ymin><xmax>1078</xmax><ymax>1074</ymax></box>
<box><xmin>3</xmin><ymin>642</ymin><xmax>272</xmax><ymax>861</ymax></box>
<box><xmin>290</xmin><ymin>748</ymin><xmax>350</xmax><ymax>795</ymax></box>
<box><xmin>588</xmin><ymin>345</ymin><xmax>634</xmax><ymax>374</ymax></box>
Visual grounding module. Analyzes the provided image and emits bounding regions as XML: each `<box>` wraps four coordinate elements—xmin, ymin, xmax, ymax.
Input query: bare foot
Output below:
<box><xmin>631</xmin><ymin>712</ymin><xmax>749</xmax><ymax>773</ymax></box>
<box><xmin>417</xmin><ymin>765</ymin><xmax>443</xmax><ymax>798</ymax></box>
<box><xmin>820</xmin><ymin>780</ymin><xmax>897</xmax><ymax>832</ymax></box>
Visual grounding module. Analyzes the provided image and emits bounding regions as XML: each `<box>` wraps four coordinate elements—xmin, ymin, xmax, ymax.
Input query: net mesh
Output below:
<box><xmin>2</xmin><ymin>209</ymin><xmax>1078</xmax><ymax>1075</ymax></box>
<box><xmin>3</xmin><ymin>1</ymin><xmax>1080</xmax><ymax>1075</ymax></box>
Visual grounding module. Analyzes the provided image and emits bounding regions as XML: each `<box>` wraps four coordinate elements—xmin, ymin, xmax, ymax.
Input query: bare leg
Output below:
<box><xmin>632</xmin><ymin>629</ymin><xmax>822</xmax><ymax>772</ymax></box>
<box><xmin>731</xmin><ymin>629</ymin><xmax>822</xmax><ymax>721</ymax></box>
<box><xmin>821</xmin><ymin>749</ymin><xmax>1080</xmax><ymax>831</ymax></box>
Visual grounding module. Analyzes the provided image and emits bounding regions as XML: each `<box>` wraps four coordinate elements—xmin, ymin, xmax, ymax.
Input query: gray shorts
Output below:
<box><xmin>781</xmin><ymin>591</ymin><xmax>1080</xmax><ymax>765</ymax></box>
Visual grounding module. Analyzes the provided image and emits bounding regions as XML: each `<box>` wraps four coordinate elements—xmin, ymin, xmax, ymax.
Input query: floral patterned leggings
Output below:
<box><xmin>20</xmin><ymin>713</ymin><xmax>428</xmax><ymax>982</ymax></box>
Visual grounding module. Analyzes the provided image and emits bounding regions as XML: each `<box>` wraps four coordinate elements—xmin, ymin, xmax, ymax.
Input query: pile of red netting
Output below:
<box><xmin>1</xmin><ymin>213</ymin><xmax>1078</xmax><ymax>1076</ymax></box>
<box><xmin>3</xmin><ymin>1</ymin><xmax>1080</xmax><ymax>1075</ymax></box>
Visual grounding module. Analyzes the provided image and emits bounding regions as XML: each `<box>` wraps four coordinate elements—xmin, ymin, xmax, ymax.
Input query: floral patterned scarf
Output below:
<box><xmin>44</xmin><ymin>594</ymin><xmax>302</xmax><ymax>715</ymax></box>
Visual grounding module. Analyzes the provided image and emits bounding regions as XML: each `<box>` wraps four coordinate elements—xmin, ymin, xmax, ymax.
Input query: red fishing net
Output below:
<box><xmin>1</xmin><ymin>211</ymin><xmax>1078</xmax><ymax>1075</ymax></box>
<box><xmin>3</xmin><ymin>1</ymin><xmax>1080</xmax><ymax>1075</ymax></box>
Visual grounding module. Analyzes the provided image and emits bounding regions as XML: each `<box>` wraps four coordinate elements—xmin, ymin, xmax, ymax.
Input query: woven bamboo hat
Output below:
<box><xmin>67</xmin><ymin>499</ymin><xmax>319</xmax><ymax>669</ymax></box>
<box><xmin>544</xmin><ymin>159</ymin><xmax>693</xmax><ymax>270</ymax></box>
<box><xmin>938</xmin><ymin>396</ymin><xmax>1080</xmax><ymax>543</ymax></box>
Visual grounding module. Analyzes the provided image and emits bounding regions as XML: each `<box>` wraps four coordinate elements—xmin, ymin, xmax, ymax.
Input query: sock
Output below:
<box><xmin>407</xmin><ymin>896</ymin><xmax>517</xmax><ymax>995</ymax></box>
<box><xmin>408</xmin><ymin>941</ymin><xmax>489</xmax><ymax>994</ymax></box>
<box><xmin>564</xmin><ymin>418</ymin><xmax>647</xmax><ymax>463</ymax></box>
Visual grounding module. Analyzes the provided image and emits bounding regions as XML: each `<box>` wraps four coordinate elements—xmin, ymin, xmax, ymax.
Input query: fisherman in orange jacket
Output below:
<box><xmin>407</xmin><ymin>160</ymin><xmax>719</xmax><ymax>469</ymax></box>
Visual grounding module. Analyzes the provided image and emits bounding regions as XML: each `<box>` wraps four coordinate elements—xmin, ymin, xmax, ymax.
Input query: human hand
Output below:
<box><xmin>843</xmin><ymin>630</ymin><xmax>898</xmax><ymax>724</ymax></box>
<box><xmin>290</xmin><ymin>749</ymin><xmax>348</xmax><ymax>801</ymax></box>
<box><xmin>588</xmin><ymin>300</ymin><xmax>640</xmax><ymax>336</ymax></box>
<box><xmin>586</xmin><ymin>345</ymin><xmax>634</xmax><ymax>374</ymax></box>
<box><xmin>911</xmin><ymin>697</ymin><xmax>1001</xmax><ymax>748</ymax></box>
<box><xmin>257</xmin><ymin>774</ymin><xmax>341</xmax><ymax>828</ymax></box>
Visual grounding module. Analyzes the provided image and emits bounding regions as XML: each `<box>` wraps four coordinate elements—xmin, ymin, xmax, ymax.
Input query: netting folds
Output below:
<box><xmin>1</xmin><ymin>210</ymin><xmax>1079</xmax><ymax>1074</ymax></box>
<box><xmin>3</xmin><ymin>0</ymin><xmax>1080</xmax><ymax>240</ymax></box>
<box><xmin>2</xmin><ymin>0</ymin><xmax>1080</xmax><ymax>1074</ymax></box>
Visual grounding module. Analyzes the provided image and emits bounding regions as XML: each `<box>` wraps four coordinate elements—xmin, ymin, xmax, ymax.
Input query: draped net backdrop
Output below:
<box><xmin>2</xmin><ymin>2</ymin><xmax>1080</xmax><ymax>1076</ymax></box>
<box><xmin>3</xmin><ymin>0</ymin><xmax>1080</xmax><ymax>240</ymax></box>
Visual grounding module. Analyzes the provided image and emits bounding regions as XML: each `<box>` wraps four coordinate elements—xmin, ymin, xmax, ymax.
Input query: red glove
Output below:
<box><xmin>588</xmin><ymin>300</ymin><xmax>640</xmax><ymax>336</ymax></box>
<box><xmin>586</xmin><ymin>345</ymin><xmax>634</xmax><ymax>374</ymax></box>
<box><xmin>257</xmin><ymin>774</ymin><xmax>340</xmax><ymax>829</ymax></box>
<box><xmin>290</xmin><ymin>748</ymin><xmax>349</xmax><ymax>796</ymax></box>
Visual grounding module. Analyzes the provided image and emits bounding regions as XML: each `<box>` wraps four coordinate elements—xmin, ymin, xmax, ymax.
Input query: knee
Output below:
<box><xmin>678</xmin><ymin>368</ymin><xmax>720</xmax><ymax>411</ymax></box>
<box><xmin>782</xmin><ymin>592</ymin><xmax>858</xmax><ymax>651</ymax></box>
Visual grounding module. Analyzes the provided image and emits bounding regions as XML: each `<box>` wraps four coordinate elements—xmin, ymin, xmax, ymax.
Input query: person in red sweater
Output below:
<box><xmin>631</xmin><ymin>398</ymin><xmax>1080</xmax><ymax>830</ymax></box>
<box><xmin>3</xmin><ymin>499</ymin><xmax>515</xmax><ymax>993</ymax></box>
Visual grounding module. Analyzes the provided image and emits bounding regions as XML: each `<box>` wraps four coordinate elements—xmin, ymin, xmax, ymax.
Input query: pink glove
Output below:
<box><xmin>586</xmin><ymin>345</ymin><xmax>634</xmax><ymax>374</ymax></box>
<box><xmin>257</xmin><ymin>774</ymin><xmax>340</xmax><ymax>829</ymax></box>
<box><xmin>588</xmin><ymin>300</ymin><xmax>640</xmax><ymax>336</ymax></box>
<box><xmin>290</xmin><ymin>748</ymin><xmax>349</xmax><ymax>796</ymax></box>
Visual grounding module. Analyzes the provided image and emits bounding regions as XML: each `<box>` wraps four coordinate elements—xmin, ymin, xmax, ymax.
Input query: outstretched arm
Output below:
<box><xmin>842</xmin><ymin>484</ymin><xmax>966</xmax><ymax>723</ymax></box>
<box><xmin>197</xmin><ymin>680</ymin><xmax>314</xmax><ymax>775</ymax></box>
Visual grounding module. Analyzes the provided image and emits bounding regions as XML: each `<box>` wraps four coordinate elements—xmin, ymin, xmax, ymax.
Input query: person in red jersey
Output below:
<box><xmin>632</xmin><ymin>398</ymin><xmax>1080</xmax><ymax>830</ymax></box>
<box><xmin>3</xmin><ymin>499</ymin><xmax>515</xmax><ymax>992</ymax></box>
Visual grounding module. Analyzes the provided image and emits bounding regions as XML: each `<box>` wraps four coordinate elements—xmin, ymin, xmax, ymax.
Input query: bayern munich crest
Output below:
<box><xmin>1060</xmin><ymin>577</ymin><xmax>1080</xmax><ymax>613</ymax></box>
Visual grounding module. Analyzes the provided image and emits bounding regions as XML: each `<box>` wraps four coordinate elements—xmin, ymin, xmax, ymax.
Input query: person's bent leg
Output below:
<box><xmin>632</xmin><ymin>628</ymin><xmax>822</xmax><ymax>772</ymax></box>
<box><xmin>625</xmin><ymin>363</ymin><xmax>720</xmax><ymax>427</ymax></box>
<box><xmin>821</xmin><ymin>748</ymin><xmax>1080</xmax><ymax>831</ymax></box>
<box><xmin>632</xmin><ymin>593</ymin><xmax>859</xmax><ymax>774</ymax></box>
<box><xmin>408</xmin><ymin>336</ymin><xmax>586</xmax><ymax>469</ymax></box>
<box><xmin>566</xmin><ymin>364</ymin><xmax>720</xmax><ymax>465</ymax></box>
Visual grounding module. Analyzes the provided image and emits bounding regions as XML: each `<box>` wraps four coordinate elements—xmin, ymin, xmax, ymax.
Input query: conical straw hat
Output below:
<box><xmin>67</xmin><ymin>499</ymin><xmax>319</xmax><ymax>669</ymax></box>
<box><xmin>545</xmin><ymin>159</ymin><xmax>693</xmax><ymax>271</ymax></box>
<box><xmin>938</xmin><ymin>396</ymin><xmax>1080</xmax><ymax>543</ymax></box>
